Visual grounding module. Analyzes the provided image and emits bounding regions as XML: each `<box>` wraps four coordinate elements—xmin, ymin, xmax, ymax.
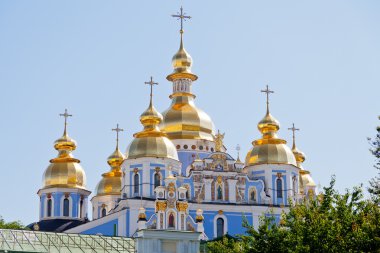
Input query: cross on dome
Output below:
<box><xmin>112</xmin><ymin>123</ymin><xmax>124</xmax><ymax>150</ymax></box>
<box><xmin>288</xmin><ymin>123</ymin><xmax>300</xmax><ymax>148</ymax></box>
<box><xmin>261</xmin><ymin>85</ymin><xmax>274</xmax><ymax>113</ymax></box>
<box><xmin>171</xmin><ymin>6</ymin><xmax>191</xmax><ymax>33</ymax></box>
<box><xmin>144</xmin><ymin>76</ymin><xmax>158</xmax><ymax>103</ymax></box>
<box><xmin>59</xmin><ymin>109</ymin><xmax>72</xmax><ymax>135</ymax></box>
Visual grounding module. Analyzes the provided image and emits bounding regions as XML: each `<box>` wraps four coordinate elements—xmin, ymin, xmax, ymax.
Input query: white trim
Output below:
<box><xmin>213</xmin><ymin>214</ymin><xmax>228</xmax><ymax>238</ymax></box>
<box><xmin>166</xmin><ymin>209</ymin><xmax>177</xmax><ymax>230</ymax></box>
<box><xmin>276</xmin><ymin>178</ymin><xmax>283</xmax><ymax>199</ymax></box>
<box><xmin>44</xmin><ymin>195</ymin><xmax>54</xmax><ymax>218</ymax></box>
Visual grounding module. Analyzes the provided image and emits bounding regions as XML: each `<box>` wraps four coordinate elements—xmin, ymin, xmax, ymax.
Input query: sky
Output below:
<box><xmin>0</xmin><ymin>1</ymin><xmax>379</xmax><ymax>225</ymax></box>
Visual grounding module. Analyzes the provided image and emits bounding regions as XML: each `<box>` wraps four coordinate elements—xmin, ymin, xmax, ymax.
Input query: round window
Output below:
<box><xmin>191</xmin><ymin>145</ymin><xmax>196</xmax><ymax>150</ymax></box>
<box><xmin>184</xmin><ymin>145</ymin><xmax>188</xmax><ymax>149</ymax></box>
<box><xmin>199</xmin><ymin>146</ymin><xmax>203</xmax><ymax>150</ymax></box>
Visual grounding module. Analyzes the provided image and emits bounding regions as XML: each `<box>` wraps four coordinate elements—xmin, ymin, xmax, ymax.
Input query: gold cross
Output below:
<box><xmin>144</xmin><ymin>76</ymin><xmax>158</xmax><ymax>104</ymax></box>
<box><xmin>172</xmin><ymin>6</ymin><xmax>191</xmax><ymax>33</ymax></box>
<box><xmin>288</xmin><ymin>123</ymin><xmax>300</xmax><ymax>147</ymax></box>
<box><xmin>112</xmin><ymin>123</ymin><xmax>124</xmax><ymax>149</ymax></box>
<box><xmin>261</xmin><ymin>85</ymin><xmax>274</xmax><ymax>113</ymax></box>
<box><xmin>59</xmin><ymin>109</ymin><xmax>72</xmax><ymax>134</ymax></box>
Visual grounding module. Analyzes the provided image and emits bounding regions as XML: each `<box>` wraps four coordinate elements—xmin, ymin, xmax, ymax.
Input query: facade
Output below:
<box><xmin>30</xmin><ymin>8</ymin><xmax>317</xmax><ymax>240</ymax></box>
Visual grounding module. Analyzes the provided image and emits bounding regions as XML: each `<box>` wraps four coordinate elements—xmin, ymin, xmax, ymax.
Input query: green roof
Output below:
<box><xmin>0</xmin><ymin>229</ymin><xmax>135</xmax><ymax>253</ymax></box>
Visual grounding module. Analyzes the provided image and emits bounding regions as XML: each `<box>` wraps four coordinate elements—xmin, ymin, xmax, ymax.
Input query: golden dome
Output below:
<box><xmin>95</xmin><ymin>170</ymin><xmax>123</xmax><ymax>196</ymax></box>
<box><xmin>95</xmin><ymin>129</ymin><xmax>126</xmax><ymax>196</ymax></box>
<box><xmin>127</xmin><ymin>86</ymin><xmax>179</xmax><ymax>160</ymax></box>
<box><xmin>246</xmin><ymin>110</ymin><xmax>296</xmax><ymax>166</ymax></box>
<box><xmin>160</xmin><ymin>95</ymin><xmax>215</xmax><ymax>141</ymax></box>
<box><xmin>42</xmin><ymin>129</ymin><xmax>86</xmax><ymax>189</ymax></box>
<box><xmin>162</xmin><ymin>23</ymin><xmax>214</xmax><ymax>141</ymax></box>
<box><xmin>167</xmin><ymin>33</ymin><xmax>198</xmax><ymax>82</ymax></box>
<box><xmin>288</xmin><ymin>123</ymin><xmax>306</xmax><ymax>168</ymax></box>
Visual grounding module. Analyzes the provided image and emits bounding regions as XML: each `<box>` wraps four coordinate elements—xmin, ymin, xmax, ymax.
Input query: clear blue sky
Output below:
<box><xmin>0</xmin><ymin>1</ymin><xmax>379</xmax><ymax>224</ymax></box>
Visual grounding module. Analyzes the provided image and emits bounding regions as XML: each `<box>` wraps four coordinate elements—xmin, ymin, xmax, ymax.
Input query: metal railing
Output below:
<box><xmin>0</xmin><ymin>229</ymin><xmax>136</xmax><ymax>253</ymax></box>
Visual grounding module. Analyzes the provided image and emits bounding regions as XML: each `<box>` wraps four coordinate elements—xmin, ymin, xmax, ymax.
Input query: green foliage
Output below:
<box><xmin>207</xmin><ymin>236</ymin><xmax>243</xmax><ymax>253</ymax></box>
<box><xmin>207</xmin><ymin>177</ymin><xmax>380</xmax><ymax>253</ymax></box>
<box><xmin>368</xmin><ymin>116</ymin><xmax>380</xmax><ymax>202</ymax></box>
<box><xmin>0</xmin><ymin>216</ymin><xmax>26</xmax><ymax>229</ymax></box>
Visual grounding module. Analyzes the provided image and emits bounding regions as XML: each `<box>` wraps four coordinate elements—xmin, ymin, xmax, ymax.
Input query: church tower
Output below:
<box><xmin>160</xmin><ymin>7</ymin><xmax>216</xmax><ymax>175</ymax></box>
<box><xmin>245</xmin><ymin>86</ymin><xmax>299</xmax><ymax>206</ymax></box>
<box><xmin>35</xmin><ymin>110</ymin><xmax>90</xmax><ymax>232</ymax></box>
<box><xmin>92</xmin><ymin>124</ymin><xmax>125</xmax><ymax>220</ymax></box>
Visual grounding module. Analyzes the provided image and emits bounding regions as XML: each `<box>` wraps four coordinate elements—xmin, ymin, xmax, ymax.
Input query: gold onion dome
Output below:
<box><xmin>161</xmin><ymin>19</ymin><xmax>215</xmax><ymax>141</ymax></box>
<box><xmin>288</xmin><ymin>123</ymin><xmax>306</xmax><ymax>168</ymax></box>
<box><xmin>127</xmin><ymin>79</ymin><xmax>179</xmax><ymax>160</ymax></box>
<box><xmin>42</xmin><ymin>110</ymin><xmax>86</xmax><ymax>189</ymax></box>
<box><xmin>246</xmin><ymin>87</ymin><xmax>297</xmax><ymax>166</ymax></box>
<box><xmin>95</xmin><ymin>148</ymin><xmax>125</xmax><ymax>196</ymax></box>
<box><xmin>167</xmin><ymin>34</ymin><xmax>197</xmax><ymax>81</ymax></box>
<box><xmin>95</xmin><ymin>124</ymin><xmax>126</xmax><ymax>196</ymax></box>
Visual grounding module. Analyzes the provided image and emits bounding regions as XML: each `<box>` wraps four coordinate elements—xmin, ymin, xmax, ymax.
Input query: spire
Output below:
<box><xmin>235</xmin><ymin>144</ymin><xmax>243</xmax><ymax>164</ymax></box>
<box><xmin>54</xmin><ymin>109</ymin><xmax>77</xmax><ymax>156</ymax></box>
<box><xmin>257</xmin><ymin>85</ymin><xmax>280</xmax><ymax>139</ymax></box>
<box><xmin>167</xmin><ymin>7</ymin><xmax>197</xmax><ymax>81</ymax></box>
<box><xmin>135</xmin><ymin>77</ymin><xmax>165</xmax><ymax>138</ymax></box>
<box><xmin>107</xmin><ymin>124</ymin><xmax>125</xmax><ymax>171</ymax></box>
<box><xmin>172</xmin><ymin>6</ymin><xmax>191</xmax><ymax>47</ymax></box>
<box><xmin>59</xmin><ymin>109</ymin><xmax>72</xmax><ymax>136</ymax></box>
<box><xmin>288</xmin><ymin>123</ymin><xmax>306</xmax><ymax>167</ymax></box>
<box><xmin>144</xmin><ymin>76</ymin><xmax>158</xmax><ymax>108</ymax></box>
<box><xmin>112</xmin><ymin>123</ymin><xmax>124</xmax><ymax>150</ymax></box>
<box><xmin>288</xmin><ymin>123</ymin><xmax>300</xmax><ymax>150</ymax></box>
<box><xmin>261</xmin><ymin>85</ymin><xmax>274</xmax><ymax>115</ymax></box>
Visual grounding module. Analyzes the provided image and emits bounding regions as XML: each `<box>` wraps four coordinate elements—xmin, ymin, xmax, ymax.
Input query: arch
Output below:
<box><xmin>47</xmin><ymin>199</ymin><xmax>52</xmax><ymax>217</ymax></box>
<box><xmin>292</xmin><ymin>176</ymin><xmax>297</xmax><ymax>196</ymax></box>
<box><xmin>168</xmin><ymin>212</ymin><xmax>175</xmax><ymax>229</ymax></box>
<box><xmin>101</xmin><ymin>207</ymin><xmax>107</xmax><ymax>218</ymax></box>
<box><xmin>276</xmin><ymin>178</ymin><xmax>283</xmax><ymax>198</ymax></box>
<box><xmin>249</xmin><ymin>187</ymin><xmax>257</xmax><ymax>202</ymax></box>
<box><xmin>154</xmin><ymin>172</ymin><xmax>161</xmax><ymax>189</ymax></box>
<box><xmin>217</xmin><ymin>185</ymin><xmax>223</xmax><ymax>200</ymax></box>
<box><xmin>63</xmin><ymin>198</ymin><xmax>70</xmax><ymax>217</ymax></box>
<box><xmin>216</xmin><ymin>218</ymin><xmax>224</xmax><ymax>237</ymax></box>
<box><xmin>134</xmin><ymin>173</ymin><xmax>139</xmax><ymax>194</ymax></box>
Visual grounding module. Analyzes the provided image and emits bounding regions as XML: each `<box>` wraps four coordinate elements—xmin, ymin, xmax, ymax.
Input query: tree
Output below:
<box><xmin>207</xmin><ymin>177</ymin><xmax>380</xmax><ymax>253</ymax></box>
<box><xmin>0</xmin><ymin>216</ymin><xmax>25</xmax><ymax>229</ymax></box>
<box><xmin>368</xmin><ymin>116</ymin><xmax>380</xmax><ymax>202</ymax></box>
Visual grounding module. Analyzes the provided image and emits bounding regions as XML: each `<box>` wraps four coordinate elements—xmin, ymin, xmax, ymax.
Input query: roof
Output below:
<box><xmin>27</xmin><ymin>219</ymin><xmax>88</xmax><ymax>233</ymax></box>
<box><xmin>0</xmin><ymin>229</ymin><xmax>135</xmax><ymax>253</ymax></box>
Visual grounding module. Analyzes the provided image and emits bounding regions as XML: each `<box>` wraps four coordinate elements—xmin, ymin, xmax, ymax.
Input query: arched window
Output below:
<box><xmin>101</xmin><ymin>208</ymin><xmax>106</xmax><ymax>217</ymax></box>
<box><xmin>277</xmin><ymin>178</ymin><xmax>283</xmax><ymax>198</ymax></box>
<box><xmin>216</xmin><ymin>218</ymin><xmax>224</xmax><ymax>237</ymax></box>
<box><xmin>154</xmin><ymin>173</ymin><xmax>160</xmax><ymax>189</ymax></box>
<box><xmin>293</xmin><ymin>177</ymin><xmax>297</xmax><ymax>196</ymax></box>
<box><xmin>250</xmin><ymin>189</ymin><xmax>256</xmax><ymax>202</ymax></box>
<box><xmin>168</xmin><ymin>213</ymin><xmax>175</xmax><ymax>228</ymax></box>
<box><xmin>217</xmin><ymin>185</ymin><xmax>223</xmax><ymax>200</ymax></box>
<box><xmin>134</xmin><ymin>173</ymin><xmax>139</xmax><ymax>194</ymax></box>
<box><xmin>79</xmin><ymin>199</ymin><xmax>83</xmax><ymax>218</ymax></box>
<box><xmin>63</xmin><ymin>198</ymin><xmax>70</xmax><ymax>217</ymax></box>
<box><xmin>186</xmin><ymin>189</ymin><xmax>189</xmax><ymax>199</ymax></box>
<box><xmin>47</xmin><ymin>199</ymin><xmax>52</xmax><ymax>217</ymax></box>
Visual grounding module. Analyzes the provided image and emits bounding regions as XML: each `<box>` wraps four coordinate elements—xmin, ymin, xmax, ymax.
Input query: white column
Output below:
<box><xmin>204</xmin><ymin>179</ymin><xmax>213</xmax><ymax>202</ymax></box>
<box><xmin>227</xmin><ymin>179</ymin><xmax>238</xmax><ymax>203</ymax></box>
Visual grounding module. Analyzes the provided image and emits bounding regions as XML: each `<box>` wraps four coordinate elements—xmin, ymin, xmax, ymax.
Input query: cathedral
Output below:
<box><xmin>29</xmin><ymin>8</ymin><xmax>317</xmax><ymax>240</ymax></box>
